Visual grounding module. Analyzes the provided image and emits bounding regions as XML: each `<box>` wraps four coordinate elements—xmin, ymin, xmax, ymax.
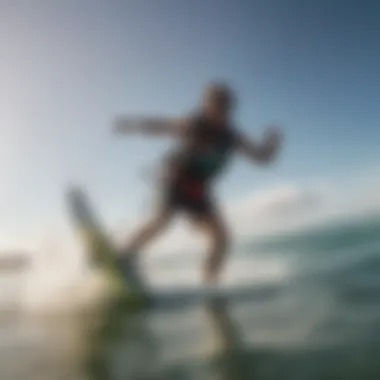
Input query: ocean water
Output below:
<box><xmin>1</xmin><ymin>213</ymin><xmax>380</xmax><ymax>380</ymax></box>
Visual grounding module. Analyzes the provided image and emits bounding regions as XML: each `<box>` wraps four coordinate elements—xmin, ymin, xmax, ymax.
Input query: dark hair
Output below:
<box><xmin>204</xmin><ymin>82</ymin><xmax>236</xmax><ymax>108</ymax></box>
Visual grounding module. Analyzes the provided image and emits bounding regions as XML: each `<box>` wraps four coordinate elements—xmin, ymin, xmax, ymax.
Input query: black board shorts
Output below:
<box><xmin>163</xmin><ymin>178</ymin><xmax>214</xmax><ymax>217</ymax></box>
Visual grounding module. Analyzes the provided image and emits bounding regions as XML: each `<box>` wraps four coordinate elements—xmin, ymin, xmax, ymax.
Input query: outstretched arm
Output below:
<box><xmin>237</xmin><ymin>127</ymin><xmax>283</xmax><ymax>164</ymax></box>
<box><xmin>113</xmin><ymin>116</ymin><xmax>190</xmax><ymax>138</ymax></box>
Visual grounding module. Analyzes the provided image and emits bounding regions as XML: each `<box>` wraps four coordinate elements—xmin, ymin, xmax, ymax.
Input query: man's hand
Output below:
<box><xmin>261</xmin><ymin>126</ymin><xmax>283</xmax><ymax>160</ymax></box>
<box><xmin>112</xmin><ymin>117</ymin><xmax>141</xmax><ymax>135</ymax></box>
<box><xmin>238</xmin><ymin>126</ymin><xmax>283</xmax><ymax>164</ymax></box>
<box><xmin>112</xmin><ymin>116</ymin><xmax>189</xmax><ymax>137</ymax></box>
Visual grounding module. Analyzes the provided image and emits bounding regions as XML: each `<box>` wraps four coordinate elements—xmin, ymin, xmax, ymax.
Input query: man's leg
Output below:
<box><xmin>114</xmin><ymin>207</ymin><xmax>173</xmax><ymax>293</ymax></box>
<box><xmin>122</xmin><ymin>207</ymin><xmax>174</xmax><ymax>260</ymax></box>
<box><xmin>195</xmin><ymin>210</ymin><xmax>230</xmax><ymax>286</ymax></box>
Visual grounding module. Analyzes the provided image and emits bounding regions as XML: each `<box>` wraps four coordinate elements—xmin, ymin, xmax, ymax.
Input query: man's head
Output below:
<box><xmin>202</xmin><ymin>82</ymin><xmax>236</xmax><ymax>123</ymax></box>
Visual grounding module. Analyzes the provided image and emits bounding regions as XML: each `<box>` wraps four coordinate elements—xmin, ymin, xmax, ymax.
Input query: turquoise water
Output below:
<box><xmin>1</xmin><ymin>214</ymin><xmax>380</xmax><ymax>380</ymax></box>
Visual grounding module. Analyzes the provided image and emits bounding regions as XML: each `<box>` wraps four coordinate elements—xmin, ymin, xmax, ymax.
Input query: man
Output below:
<box><xmin>113</xmin><ymin>82</ymin><xmax>283</xmax><ymax>288</ymax></box>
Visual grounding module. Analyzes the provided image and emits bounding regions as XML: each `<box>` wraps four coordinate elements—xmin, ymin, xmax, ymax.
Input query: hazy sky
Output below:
<box><xmin>1</xmin><ymin>0</ymin><xmax>379</xmax><ymax>250</ymax></box>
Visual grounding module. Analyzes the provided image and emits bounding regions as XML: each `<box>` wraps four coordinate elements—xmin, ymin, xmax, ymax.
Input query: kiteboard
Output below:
<box><xmin>66</xmin><ymin>186</ymin><xmax>150</xmax><ymax>308</ymax></box>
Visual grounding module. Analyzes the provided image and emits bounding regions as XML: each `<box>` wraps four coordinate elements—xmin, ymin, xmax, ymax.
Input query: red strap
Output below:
<box><xmin>181</xmin><ymin>179</ymin><xmax>204</xmax><ymax>199</ymax></box>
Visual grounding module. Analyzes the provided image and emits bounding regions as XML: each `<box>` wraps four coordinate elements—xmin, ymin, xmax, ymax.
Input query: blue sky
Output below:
<box><xmin>1</xmin><ymin>0</ymin><xmax>380</xmax><ymax>249</ymax></box>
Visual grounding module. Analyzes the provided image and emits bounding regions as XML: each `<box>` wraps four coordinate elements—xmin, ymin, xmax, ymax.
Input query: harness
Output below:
<box><xmin>167</xmin><ymin>114</ymin><xmax>237</xmax><ymax>199</ymax></box>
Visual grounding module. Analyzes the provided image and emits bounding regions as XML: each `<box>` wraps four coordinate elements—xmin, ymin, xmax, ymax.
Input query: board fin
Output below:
<box><xmin>66</xmin><ymin>186</ymin><xmax>149</xmax><ymax>303</ymax></box>
<box><xmin>66</xmin><ymin>186</ymin><xmax>116</xmax><ymax>267</ymax></box>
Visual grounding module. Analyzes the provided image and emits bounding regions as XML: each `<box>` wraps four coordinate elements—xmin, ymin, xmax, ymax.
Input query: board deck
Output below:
<box><xmin>66</xmin><ymin>186</ymin><xmax>149</xmax><ymax>306</ymax></box>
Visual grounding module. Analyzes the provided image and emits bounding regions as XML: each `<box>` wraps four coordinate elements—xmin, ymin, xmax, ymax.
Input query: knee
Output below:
<box><xmin>211</xmin><ymin>224</ymin><xmax>230</xmax><ymax>252</ymax></box>
<box><xmin>150</xmin><ymin>211</ymin><xmax>172</xmax><ymax>230</ymax></box>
